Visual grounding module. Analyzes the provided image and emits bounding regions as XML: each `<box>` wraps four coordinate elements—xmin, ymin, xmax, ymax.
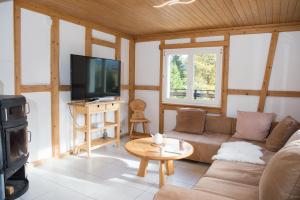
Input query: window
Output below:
<box><xmin>163</xmin><ymin>47</ymin><xmax>223</xmax><ymax>106</ymax></box>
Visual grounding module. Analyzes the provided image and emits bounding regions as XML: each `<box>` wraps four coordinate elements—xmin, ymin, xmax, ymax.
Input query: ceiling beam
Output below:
<box><xmin>134</xmin><ymin>22</ymin><xmax>300</xmax><ymax>42</ymax></box>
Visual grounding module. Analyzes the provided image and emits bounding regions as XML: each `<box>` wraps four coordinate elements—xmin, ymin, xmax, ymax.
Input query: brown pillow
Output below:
<box><xmin>174</xmin><ymin>108</ymin><xmax>206</xmax><ymax>134</ymax></box>
<box><xmin>259</xmin><ymin>141</ymin><xmax>300</xmax><ymax>200</ymax></box>
<box><xmin>266</xmin><ymin>116</ymin><xmax>300</xmax><ymax>152</ymax></box>
<box><xmin>233</xmin><ymin>111</ymin><xmax>276</xmax><ymax>141</ymax></box>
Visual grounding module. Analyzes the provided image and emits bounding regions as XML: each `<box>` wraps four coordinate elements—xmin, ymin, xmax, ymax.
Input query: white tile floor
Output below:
<box><xmin>18</xmin><ymin>137</ymin><xmax>209</xmax><ymax>200</ymax></box>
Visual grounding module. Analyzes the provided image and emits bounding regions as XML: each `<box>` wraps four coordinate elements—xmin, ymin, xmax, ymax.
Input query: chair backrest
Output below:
<box><xmin>130</xmin><ymin>99</ymin><xmax>146</xmax><ymax>119</ymax></box>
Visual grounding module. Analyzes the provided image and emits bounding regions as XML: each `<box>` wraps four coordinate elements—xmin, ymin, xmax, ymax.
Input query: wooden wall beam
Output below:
<box><xmin>228</xmin><ymin>89</ymin><xmax>300</xmax><ymax>98</ymax></box>
<box><xmin>221</xmin><ymin>34</ymin><xmax>230</xmax><ymax>115</ymax></box>
<box><xmin>50</xmin><ymin>17</ymin><xmax>60</xmax><ymax>157</ymax></box>
<box><xmin>20</xmin><ymin>85</ymin><xmax>51</xmax><ymax>93</ymax></box>
<box><xmin>59</xmin><ymin>85</ymin><xmax>71</xmax><ymax>91</ymax></box>
<box><xmin>121</xmin><ymin>85</ymin><xmax>129</xmax><ymax>90</ymax></box>
<box><xmin>159</xmin><ymin>40</ymin><xmax>165</xmax><ymax>133</ymax></box>
<box><xmin>267</xmin><ymin>91</ymin><xmax>300</xmax><ymax>98</ymax></box>
<box><xmin>128</xmin><ymin>39</ymin><xmax>136</xmax><ymax>129</ymax></box>
<box><xmin>160</xmin><ymin>40</ymin><xmax>228</xmax><ymax>50</ymax></box>
<box><xmin>85</xmin><ymin>28</ymin><xmax>92</xmax><ymax>56</ymax></box>
<box><xmin>91</xmin><ymin>37</ymin><xmax>116</xmax><ymax>49</ymax></box>
<box><xmin>115</xmin><ymin>36</ymin><xmax>121</xmax><ymax>60</ymax></box>
<box><xmin>258</xmin><ymin>32</ymin><xmax>279</xmax><ymax>112</ymax></box>
<box><xmin>14</xmin><ymin>3</ymin><xmax>21</xmax><ymax>95</ymax></box>
<box><xmin>135</xmin><ymin>22</ymin><xmax>300</xmax><ymax>42</ymax></box>
<box><xmin>15</xmin><ymin>0</ymin><xmax>132</xmax><ymax>40</ymax></box>
<box><xmin>162</xmin><ymin>104</ymin><xmax>222</xmax><ymax>114</ymax></box>
<box><xmin>228</xmin><ymin>89</ymin><xmax>261</xmax><ymax>96</ymax></box>
<box><xmin>134</xmin><ymin>85</ymin><xmax>160</xmax><ymax>91</ymax></box>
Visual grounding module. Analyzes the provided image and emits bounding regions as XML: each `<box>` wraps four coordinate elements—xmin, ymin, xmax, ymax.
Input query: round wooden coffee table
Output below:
<box><xmin>125</xmin><ymin>137</ymin><xmax>194</xmax><ymax>188</ymax></box>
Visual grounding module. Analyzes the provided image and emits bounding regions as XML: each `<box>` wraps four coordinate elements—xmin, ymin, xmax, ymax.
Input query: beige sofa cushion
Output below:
<box><xmin>266</xmin><ymin>116</ymin><xmax>300</xmax><ymax>152</ymax></box>
<box><xmin>233</xmin><ymin>111</ymin><xmax>275</xmax><ymax>142</ymax></box>
<box><xmin>259</xmin><ymin>141</ymin><xmax>300</xmax><ymax>200</ymax></box>
<box><xmin>166</xmin><ymin>131</ymin><xmax>230</xmax><ymax>163</ymax></box>
<box><xmin>205</xmin><ymin>160</ymin><xmax>265</xmax><ymax>186</ymax></box>
<box><xmin>154</xmin><ymin>185</ymin><xmax>234</xmax><ymax>200</ymax></box>
<box><xmin>205</xmin><ymin>115</ymin><xmax>234</xmax><ymax>135</ymax></box>
<box><xmin>174</xmin><ymin>108</ymin><xmax>207</xmax><ymax>134</ymax></box>
<box><xmin>194</xmin><ymin>177</ymin><xmax>258</xmax><ymax>200</ymax></box>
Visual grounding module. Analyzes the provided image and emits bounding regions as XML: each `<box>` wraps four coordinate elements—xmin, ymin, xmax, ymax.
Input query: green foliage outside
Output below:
<box><xmin>170</xmin><ymin>55</ymin><xmax>187</xmax><ymax>90</ymax></box>
<box><xmin>169</xmin><ymin>53</ymin><xmax>216</xmax><ymax>99</ymax></box>
<box><xmin>193</xmin><ymin>54</ymin><xmax>216</xmax><ymax>91</ymax></box>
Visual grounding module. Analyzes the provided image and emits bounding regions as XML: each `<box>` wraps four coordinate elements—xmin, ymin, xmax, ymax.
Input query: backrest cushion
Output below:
<box><xmin>174</xmin><ymin>108</ymin><xmax>206</xmax><ymax>134</ymax></box>
<box><xmin>233</xmin><ymin>111</ymin><xmax>276</xmax><ymax>142</ymax></box>
<box><xmin>205</xmin><ymin>115</ymin><xmax>234</xmax><ymax>135</ymax></box>
<box><xmin>266</xmin><ymin>116</ymin><xmax>300</xmax><ymax>152</ymax></box>
<box><xmin>285</xmin><ymin>130</ymin><xmax>300</xmax><ymax>146</ymax></box>
<box><xmin>259</xmin><ymin>141</ymin><xmax>300</xmax><ymax>200</ymax></box>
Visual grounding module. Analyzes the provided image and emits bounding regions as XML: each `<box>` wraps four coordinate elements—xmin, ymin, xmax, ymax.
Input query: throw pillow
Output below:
<box><xmin>266</xmin><ymin>116</ymin><xmax>300</xmax><ymax>152</ymax></box>
<box><xmin>174</xmin><ymin>108</ymin><xmax>206</xmax><ymax>134</ymax></box>
<box><xmin>233</xmin><ymin>111</ymin><xmax>275</xmax><ymax>142</ymax></box>
<box><xmin>259</xmin><ymin>141</ymin><xmax>300</xmax><ymax>200</ymax></box>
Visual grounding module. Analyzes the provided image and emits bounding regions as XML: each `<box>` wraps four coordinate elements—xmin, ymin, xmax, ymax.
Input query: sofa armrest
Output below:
<box><xmin>153</xmin><ymin>185</ymin><xmax>233</xmax><ymax>200</ymax></box>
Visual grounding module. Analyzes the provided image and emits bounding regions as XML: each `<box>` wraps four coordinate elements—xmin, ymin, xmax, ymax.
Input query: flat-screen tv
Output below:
<box><xmin>71</xmin><ymin>54</ymin><xmax>121</xmax><ymax>100</ymax></box>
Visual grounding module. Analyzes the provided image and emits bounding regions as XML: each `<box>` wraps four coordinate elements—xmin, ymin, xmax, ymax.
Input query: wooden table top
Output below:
<box><xmin>125</xmin><ymin>137</ymin><xmax>193</xmax><ymax>161</ymax></box>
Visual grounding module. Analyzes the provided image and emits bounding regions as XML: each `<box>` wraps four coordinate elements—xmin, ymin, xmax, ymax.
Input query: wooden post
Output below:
<box><xmin>115</xmin><ymin>35</ymin><xmax>121</xmax><ymax>60</ymax></box>
<box><xmin>85</xmin><ymin>28</ymin><xmax>92</xmax><ymax>56</ymax></box>
<box><xmin>50</xmin><ymin>17</ymin><xmax>60</xmax><ymax>157</ymax></box>
<box><xmin>128</xmin><ymin>39</ymin><xmax>135</xmax><ymax>130</ymax></box>
<box><xmin>257</xmin><ymin>32</ymin><xmax>279</xmax><ymax>112</ymax></box>
<box><xmin>159</xmin><ymin>41</ymin><xmax>165</xmax><ymax>133</ymax></box>
<box><xmin>221</xmin><ymin>34</ymin><xmax>230</xmax><ymax>115</ymax></box>
<box><xmin>14</xmin><ymin>3</ymin><xmax>21</xmax><ymax>95</ymax></box>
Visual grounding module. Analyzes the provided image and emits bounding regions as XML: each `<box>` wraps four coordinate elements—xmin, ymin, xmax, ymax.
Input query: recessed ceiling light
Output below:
<box><xmin>153</xmin><ymin>0</ymin><xmax>196</xmax><ymax>8</ymax></box>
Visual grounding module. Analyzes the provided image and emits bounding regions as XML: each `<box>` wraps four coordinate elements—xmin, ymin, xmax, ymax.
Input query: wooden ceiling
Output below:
<box><xmin>26</xmin><ymin>0</ymin><xmax>300</xmax><ymax>36</ymax></box>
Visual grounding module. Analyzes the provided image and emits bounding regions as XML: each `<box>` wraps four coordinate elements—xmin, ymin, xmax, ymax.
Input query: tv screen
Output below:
<box><xmin>71</xmin><ymin>54</ymin><xmax>121</xmax><ymax>100</ymax></box>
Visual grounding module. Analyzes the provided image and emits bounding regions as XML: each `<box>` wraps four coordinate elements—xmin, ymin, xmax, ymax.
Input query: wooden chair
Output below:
<box><xmin>129</xmin><ymin>99</ymin><xmax>150</xmax><ymax>139</ymax></box>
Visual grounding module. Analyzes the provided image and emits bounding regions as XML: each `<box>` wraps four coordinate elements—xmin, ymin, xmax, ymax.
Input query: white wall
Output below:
<box><xmin>135</xmin><ymin>33</ymin><xmax>300</xmax><ymax>132</ymax></box>
<box><xmin>135</xmin><ymin>41</ymin><xmax>161</xmax><ymax>132</ymax></box>
<box><xmin>226</xmin><ymin>33</ymin><xmax>271</xmax><ymax>117</ymax></box>
<box><xmin>59</xmin><ymin>20</ymin><xmax>85</xmax><ymax>153</ymax></box>
<box><xmin>20</xmin><ymin>9</ymin><xmax>52</xmax><ymax>161</ymax></box>
<box><xmin>0</xmin><ymin>1</ymin><xmax>14</xmax><ymax>95</ymax></box>
<box><xmin>21</xmin><ymin>9</ymin><xmax>51</xmax><ymax>85</ymax></box>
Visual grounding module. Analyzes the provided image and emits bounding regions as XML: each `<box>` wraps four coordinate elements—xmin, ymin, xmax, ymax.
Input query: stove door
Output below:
<box><xmin>5</xmin><ymin>123</ymin><xmax>29</xmax><ymax>173</ymax></box>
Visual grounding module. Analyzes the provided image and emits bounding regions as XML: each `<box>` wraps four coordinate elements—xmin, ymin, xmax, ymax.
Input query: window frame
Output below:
<box><xmin>162</xmin><ymin>47</ymin><xmax>223</xmax><ymax>107</ymax></box>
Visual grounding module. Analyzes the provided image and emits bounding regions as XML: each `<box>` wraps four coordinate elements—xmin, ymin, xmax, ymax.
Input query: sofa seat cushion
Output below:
<box><xmin>205</xmin><ymin>160</ymin><xmax>265</xmax><ymax>186</ymax></box>
<box><xmin>154</xmin><ymin>185</ymin><xmax>234</xmax><ymax>200</ymax></box>
<box><xmin>194</xmin><ymin>177</ymin><xmax>259</xmax><ymax>200</ymax></box>
<box><xmin>165</xmin><ymin>131</ymin><xmax>231</xmax><ymax>163</ymax></box>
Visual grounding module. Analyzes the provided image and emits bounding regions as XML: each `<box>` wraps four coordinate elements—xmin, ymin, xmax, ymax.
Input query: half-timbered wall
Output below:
<box><xmin>135</xmin><ymin>31</ymin><xmax>300</xmax><ymax>133</ymax></box>
<box><xmin>0</xmin><ymin>1</ymin><xmax>131</xmax><ymax>161</ymax></box>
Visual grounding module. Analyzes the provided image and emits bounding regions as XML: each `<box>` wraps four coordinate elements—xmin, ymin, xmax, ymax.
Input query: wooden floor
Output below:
<box><xmin>18</xmin><ymin>137</ymin><xmax>209</xmax><ymax>200</ymax></box>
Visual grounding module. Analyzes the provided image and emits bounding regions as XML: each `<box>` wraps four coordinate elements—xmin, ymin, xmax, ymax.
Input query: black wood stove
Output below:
<box><xmin>0</xmin><ymin>95</ymin><xmax>29</xmax><ymax>200</ymax></box>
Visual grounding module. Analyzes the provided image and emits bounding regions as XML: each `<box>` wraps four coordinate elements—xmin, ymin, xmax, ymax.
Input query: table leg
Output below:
<box><xmin>166</xmin><ymin>160</ymin><xmax>174</xmax><ymax>176</ymax></box>
<box><xmin>159</xmin><ymin>160</ymin><xmax>165</xmax><ymax>188</ymax></box>
<box><xmin>137</xmin><ymin>158</ymin><xmax>148</xmax><ymax>177</ymax></box>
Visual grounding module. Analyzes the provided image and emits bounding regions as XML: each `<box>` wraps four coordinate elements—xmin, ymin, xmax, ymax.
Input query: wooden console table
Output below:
<box><xmin>68</xmin><ymin>100</ymin><xmax>123</xmax><ymax>157</ymax></box>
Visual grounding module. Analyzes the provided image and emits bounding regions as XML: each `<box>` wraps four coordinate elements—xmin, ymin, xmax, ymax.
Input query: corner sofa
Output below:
<box><xmin>154</xmin><ymin>113</ymin><xmax>300</xmax><ymax>200</ymax></box>
<box><xmin>165</xmin><ymin>115</ymin><xmax>277</xmax><ymax>163</ymax></box>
